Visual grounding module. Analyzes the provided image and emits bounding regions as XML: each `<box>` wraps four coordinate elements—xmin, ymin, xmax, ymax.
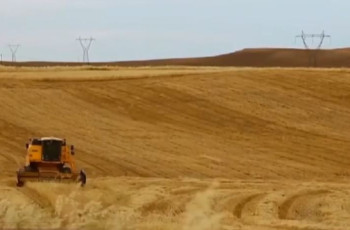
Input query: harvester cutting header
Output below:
<box><xmin>16</xmin><ymin>137</ymin><xmax>86</xmax><ymax>187</ymax></box>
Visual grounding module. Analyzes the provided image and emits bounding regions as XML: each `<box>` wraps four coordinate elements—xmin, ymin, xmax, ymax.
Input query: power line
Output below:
<box><xmin>295</xmin><ymin>30</ymin><xmax>331</xmax><ymax>49</ymax></box>
<box><xmin>76</xmin><ymin>37</ymin><xmax>95</xmax><ymax>63</ymax></box>
<box><xmin>8</xmin><ymin>44</ymin><xmax>20</xmax><ymax>62</ymax></box>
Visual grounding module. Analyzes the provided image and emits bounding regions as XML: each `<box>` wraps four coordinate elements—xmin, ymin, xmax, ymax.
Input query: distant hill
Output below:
<box><xmin>2</xmin><ymin>48</ymin><xmax>350</xmax><ymax>67</ymax></box>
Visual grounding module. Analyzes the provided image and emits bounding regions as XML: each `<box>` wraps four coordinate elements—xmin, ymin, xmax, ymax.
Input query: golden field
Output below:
<box><xmin>0</xmin><ymin>66</ymin><xmax>350</xmax><ymax>229</ymax></box>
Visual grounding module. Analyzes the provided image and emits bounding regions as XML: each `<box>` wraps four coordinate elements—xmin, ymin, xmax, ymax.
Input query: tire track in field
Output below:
<box><xmin>233</xmin><ymin>193</ymin><xmax>267</xmax><ymax>219</ymax></box>
<box><xmin>278</xmin><ymin>189</ymin><xmax>330</xmax><ymax>220</ymax></box>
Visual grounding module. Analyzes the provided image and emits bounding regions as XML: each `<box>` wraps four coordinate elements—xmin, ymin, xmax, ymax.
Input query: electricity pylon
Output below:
<box><xmin>8</xmin><ymin>44</ymin><xmax>20</xmax><ymax>62</ymax></box>
<box><xmin>77</xmin><ymin>37</ymin><xmax>95</xmax><ymax>63</ymax></box>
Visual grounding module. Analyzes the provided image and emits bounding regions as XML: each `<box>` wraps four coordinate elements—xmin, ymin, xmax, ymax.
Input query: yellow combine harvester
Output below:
<box><xmin>16</xmin><ymin>137</ymin><xmax>86</xmax><ymax>187</ymax></box>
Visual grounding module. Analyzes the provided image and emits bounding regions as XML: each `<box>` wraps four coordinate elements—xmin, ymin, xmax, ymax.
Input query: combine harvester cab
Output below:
<box><xmin>16</xmin><ymin>137</ymin><xmax>86</xmax><ymax>187</ymax></box>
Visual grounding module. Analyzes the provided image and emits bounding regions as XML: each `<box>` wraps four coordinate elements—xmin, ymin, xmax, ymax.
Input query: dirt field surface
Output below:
<box><xmin>4</xmin><ymin>48</ymin><xmax>350</xmax><ymax>68</ymax></box>
<box><xmin>0</xmin><ymin>66</ymin><xmax>350</xmax><ymax>229</ymax></box>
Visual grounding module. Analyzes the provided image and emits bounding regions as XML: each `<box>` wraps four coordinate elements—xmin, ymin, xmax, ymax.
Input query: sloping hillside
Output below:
<box><xmin>115</xmin><ymin>48</ymin><xmax>350</xmax><ymax>67</ymax></box>
<box><xmin>3</xmin><ymin>48</ymin><xmax>350</xmax><ymax>67</ymax></box>
<box><xmin>0</xmin><ymin>67</ymin><xmax>349</xmax><ymax>180</ymax></box>
<box><xmin>1</xmin><ymin>67</ymin><xmax>350</xmax><ymax>229</ymax></box>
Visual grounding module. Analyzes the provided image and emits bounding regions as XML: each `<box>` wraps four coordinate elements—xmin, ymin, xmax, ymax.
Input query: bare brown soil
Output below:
<box><xmin>3</xmin><ymin>48</ymin><xmax>350</xmax><ymax>67</ymax></box>
<box><xmin>0</xmin><ymin>67</ymin><xmax>350</xmax><ymax>229</ymax></box>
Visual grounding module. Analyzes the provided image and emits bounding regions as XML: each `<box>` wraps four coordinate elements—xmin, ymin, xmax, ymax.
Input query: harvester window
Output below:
<box><xmin>42</xmin><ymin>140</ymin><xmax>61</xmax><ymax>162</ymax></box>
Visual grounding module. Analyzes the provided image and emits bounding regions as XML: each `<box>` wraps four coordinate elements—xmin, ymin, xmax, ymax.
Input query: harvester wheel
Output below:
<box><xmin>24</xmin><ymin>165</ymin><xmax>35</xmax><ymax>172</ymax></box>
<box><xmin>62</xmin><ymin>167</ymin><xmax>72</xmax><ymax>174</ymax></box>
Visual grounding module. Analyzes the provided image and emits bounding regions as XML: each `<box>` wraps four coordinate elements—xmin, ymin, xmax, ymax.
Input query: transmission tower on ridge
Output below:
<box><xmin>295</xmin><ymin>30</ymin><xmax>331</xmax><ymax>49</ymax></box>
<box><xmin>8</xmin><ymin>44</ymin><xmax>20</xmax><ymax>62</ymax></box>
<box><xmin>77</xmin><ymin>37</ymin><xmax>95</xmax><ymax>63</ymax></box>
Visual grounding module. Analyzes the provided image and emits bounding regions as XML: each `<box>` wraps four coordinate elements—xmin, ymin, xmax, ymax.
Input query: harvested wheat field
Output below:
<box><xmin>0</xmin><ymin>66</ymin><xmax>350</xmax><ymax>230</ymax></box>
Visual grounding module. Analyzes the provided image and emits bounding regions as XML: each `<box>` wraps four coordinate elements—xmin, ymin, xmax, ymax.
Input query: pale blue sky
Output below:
<box><xmin>1</xmin><ymin>0</ymin><xmax>349</xmax><ymax>62</ymax></box>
